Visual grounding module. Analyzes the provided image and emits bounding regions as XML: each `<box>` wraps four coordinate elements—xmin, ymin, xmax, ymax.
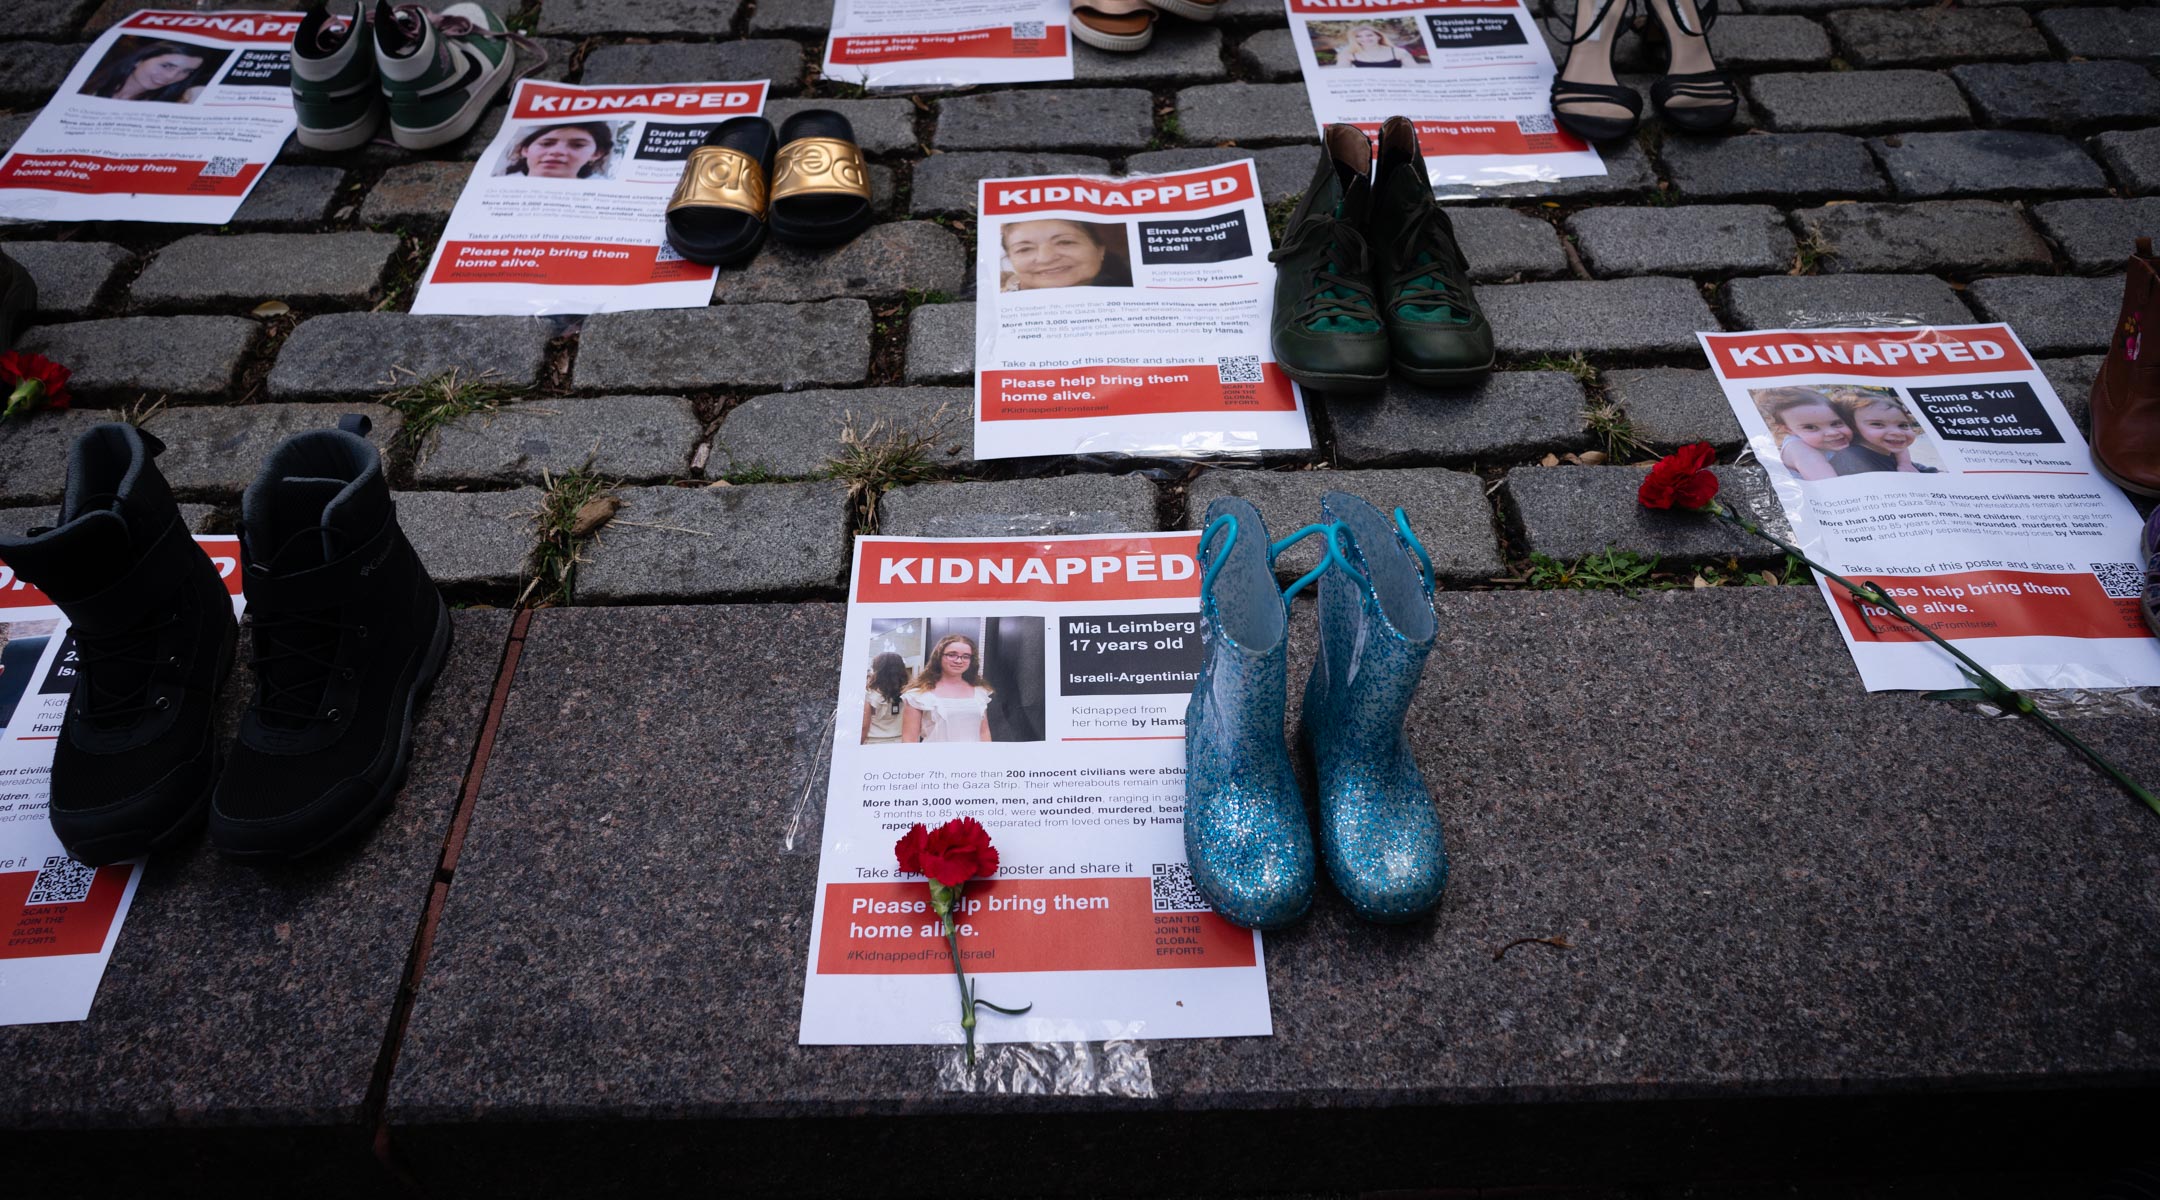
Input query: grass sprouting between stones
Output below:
<box><xmin>1792</xmin><ymin>232</ymin><xmax>1829</xmax><ymax>276</ymax></box>
<box><xmin>825</xmin><ymin>404</ymin><xmax>963</xmax><ymax>532</ymax></box>
<box><xmin>378</xmin><ymin>367</ymin><xmax>522</xmax><ymax>457</ymax></box>
<box><xmin>1266</xmin><ymin>193</ymin><xmax>1303</xmax><ymax>244</ymax></box>
<box><xmin>1523</xmin><ymin>351</ymin><xmax>1597</xmax><ymax>385</ymax></box>
<box><xmin>523</xmin><ymin>466</ymin><xmax>619</xmax><ymax>608</ymax></box>
<box><xmin>716</xmin><ymin>463</ymin><xmax>785</xmax><ymax>486</ymax></box>
<box><xmin>1525</xmin><ymin>548</ymin><xmax>1660</xmax><ymax>591</ymax></box>
<box><xmin>1521</xmin><ymin>549</ymin><xmax>1801</xmax><ymax>592</ymax></box>
<box><xmin>1586</xmin><ymin>399</ymin><xmax>1654</xmax><ymax>462</ymax></box>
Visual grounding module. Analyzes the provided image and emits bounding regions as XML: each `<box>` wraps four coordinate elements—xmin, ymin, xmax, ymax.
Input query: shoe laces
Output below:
<box><xmin>1268</xmin><ymin>218</ymin><xmax>1381</xmax><ymax>333</ymax></box>
<box><xmin>1387</xmin><ymin>202</ymin><xmax>1471</xmax><ymax>325</ymax></box>
<box><xmin>388</xmin><ymin>4</ymin><xmax>550</xmax><ymax>77</ymax></box>
<box><xmin>73</xmin><ymin>611</ymin><xmax>181</xmax><ymax>726</ymax></box>
<box><xmin>245</xmin><ymin>525</ymin><xmax>352</xmax><ymax>729</ymax></box>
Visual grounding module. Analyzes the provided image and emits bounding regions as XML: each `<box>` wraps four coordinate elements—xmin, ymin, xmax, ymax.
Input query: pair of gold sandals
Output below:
<box><xmin>664</xmin><ymin>109</ymin><xmax>873</xmax><ymax>266</ymax></box>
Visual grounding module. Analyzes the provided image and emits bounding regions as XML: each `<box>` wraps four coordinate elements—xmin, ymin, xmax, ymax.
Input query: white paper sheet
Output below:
<box><xmin>798</xmin><ymin>533</ymin><xmax>1273</xmax><ymax>1046</ymax></box>
<box><xmin>410</xmin><ymin>79</ymin><xmax>767</xmax><ymax>316</ymax></box>
<box><xmin>1699</xmin><ymin>324</ymin><xmax>2160</xmax><ymax>692</ymax></box>
<box><xmin>1283</xmin><ymin>0</ymin><xmax>1605</xmax><ymax>189</ymax></box>
<box><xmin>0</xmin><ymin>536</ymin><xmax>245</xmax><ymax>1025</ymax></box>
<box><xmin>822</xmin><ymin>0</ymin><xmax>1073</xmax><ymax>90</ymax></box>
<box><xmin>0</xmin><ymin>10</ymin><xmax>301</xmax><ymax>225</ymax></box>
<box><xmin>971</xmin><ymin>159</ymin><xmax>1313</xmax><ymax>461</ymax></box>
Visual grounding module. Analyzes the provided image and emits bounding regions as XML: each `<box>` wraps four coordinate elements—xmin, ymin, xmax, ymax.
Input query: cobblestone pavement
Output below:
<box><xmin>5</xmin><ymin>2</ymin><xmax>2160</xmax><ymax>1196</ymax></box>
<box><xmin>4</xmin><ymin>0</ymin><xmax>2154</xmax><ymax>596</ymax></box>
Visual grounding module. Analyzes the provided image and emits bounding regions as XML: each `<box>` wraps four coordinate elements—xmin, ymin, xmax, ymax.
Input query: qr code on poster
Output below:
<box><xmin>1013</xmin><ymin>20</ymin><xmax>1046</xmax><ymax>37</ymax></box>
<box><xmin>1217</xmin><ymin>355</ymin><xmax>1264</xmax><ymax>385</ymax></box>
<box><xmin>201</xmin><ymin>156</ymin><xmax>247</xmax><ymax>178</ymax></box>
<box><xmin>2092</xmin><ymin>561</ymin><xmax>2146</xmax><ymax>599</ymax></box>
<box><xmin>1516</xmin><ymin>114</ymin><xmax>1557</xmax><ymax>135</ymax></box>
<box><xmin>27</xmin><ymin>855</ymin><xmax>95</xmax><ymax>905</ymax></box>
<box><xmin>1151</xmin><ymin>862</ymin><xmax>1210</xmax><ymax>913</ymax></box>
<box><xmin>655</xmin><ymin>239</ymin><xmax>684</xmax><ymax>263</ymax></box>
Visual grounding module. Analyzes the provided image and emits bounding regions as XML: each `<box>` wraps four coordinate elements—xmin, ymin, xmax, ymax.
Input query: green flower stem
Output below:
<box><xmin>2</xmin><ymin>379</ymin><xmax>39</xmax><ymax>421</ymax></box>
<box><xmin>1706</xmin><ymin>501</ymin><xmax>2158</xmax><ymax>817</ymax></box>
<box><xmin>945</xmin><ymin>922</ymin><xmax>977</xmax><ymax>1067</ymax></box>
<box><xmin>929</xmin><ymin>884</ymin><xmax>977</xmax><ymax>1067</ymax></box>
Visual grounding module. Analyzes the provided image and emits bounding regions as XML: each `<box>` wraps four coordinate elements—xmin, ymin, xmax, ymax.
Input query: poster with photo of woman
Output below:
<box><xmin>1305</xmin><ymin>19</ymin><xmax>1429</xmax><ymax>69</ymax></box>
<box><xmin>971</xmin><ymin>159</ymin><xmax>1311</xmax><ymax>460</ymax></box>
<box><xmin>1280</xmin><ymin>0</ymin><xmax>1607</xmax><ymax>189</ymax></box>
<box><xmin>78</xmin><ymin>36</ymin><xmax>231</xmax><ymax>104</ymax></box>
<box><xmin>996</xmin><ymin>219</ymin><xmax>1134</xmax><ymax>292</ymax></box>
<box><xmin>0</xmin><ymin>11</ymin><xmax>302</xmax><ymax>224</ymax></box>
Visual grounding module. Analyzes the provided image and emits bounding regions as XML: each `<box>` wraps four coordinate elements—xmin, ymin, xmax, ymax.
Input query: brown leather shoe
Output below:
<box><xmin>2092</xmin><ymin>237</ymin><xmax>2160</xmax><ymax>497</ymax></box>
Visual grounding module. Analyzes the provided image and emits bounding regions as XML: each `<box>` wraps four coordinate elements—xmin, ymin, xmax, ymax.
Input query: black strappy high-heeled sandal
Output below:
<box><xmin>1546</xmin><ymin>0</ymin><xmax>1644</xmax><ymax>143</ymax></box>
<box><xmin>1645</xmin><ymin>0</ymin><xmax>1738</xmax><ymax>133</ymax></box>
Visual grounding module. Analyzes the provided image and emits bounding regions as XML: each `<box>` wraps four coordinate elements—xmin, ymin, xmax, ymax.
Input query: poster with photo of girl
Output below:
<box><xmin>860</xmin><ymin>615</ymin><xmax>1048</xmax><ymax>745</ymax></box>
<box><xmin>493</xmin><ymin>120</ymin><xmax>634</xmax><ymax>182</ymax></box>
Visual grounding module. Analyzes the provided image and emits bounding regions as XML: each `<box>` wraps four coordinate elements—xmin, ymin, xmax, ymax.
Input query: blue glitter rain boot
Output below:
<box><xmin>1183</xmin><ymin>497</ymin><xmax>1316</xmax><ymax>930</ymax></box>
<box><xmin>1302</xmin><ymin>491</ymin><xmax>1447</xmax><ymax>922</ymax></box>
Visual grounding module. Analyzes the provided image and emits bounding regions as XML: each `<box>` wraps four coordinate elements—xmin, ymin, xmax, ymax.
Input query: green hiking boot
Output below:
<box><xmin>373</xmin><ymin>0</ymin><xmax>515</xmax><ymax>151</ymax></box>
<box><xmin>1268</xmin><ymin>125</ymin><xmax>1389</xmax><ymax>393</ymax></box>
<box><xmin>291</xmin><ymin>1</ymin><xmax>384</xmax><ymax>152</ymax></box>
<box><xmin>1368</xmin><ymin>116</ymin><xmax>1494</xmax><ymax>387</ymax></box>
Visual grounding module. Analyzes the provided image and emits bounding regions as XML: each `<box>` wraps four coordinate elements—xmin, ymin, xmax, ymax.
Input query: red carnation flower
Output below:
<box><xmin>903</xmin><ymin>817</ymin><xmax>999</xmax><ymax>889</ymax></box>
<box><xmin>891</xmin><ymin>817</ymin><xmax>1027</xmax><ymax>1066</ymax></box>
<box><xmin>1638</xmin><ymin>442</ymin><xmax>1720</xmax><ymax>511</ymax></box>
<box><xmin>893</xmin><ymin>824</ymin><xmax>929</xmax><ymax>876</ymax></box>
<box><xmin>0</xmin><ymin>351</ymin><xmax>72</xmax><ymax>421</ymax></box>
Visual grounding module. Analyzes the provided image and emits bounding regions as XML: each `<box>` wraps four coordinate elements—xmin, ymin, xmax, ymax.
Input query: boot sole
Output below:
<box><xmin>294</xmin><ymin>99</ymin><xmax>384</xmax><ymax>152</ymax></box>
<box><xmin>217</xmin><ymin>595</ymin><xmax>455</xmax><ymax>863</ymax></box>
<box><xmin>1069</xmin><ymin>18</ymin><xmax>1155</xmax><ymax>51</ymax></box>
<box><xmin>55</xmin><ymin>617</ymin><xmax>238</xmax><ymax>867</ymax></box>
<box><xmin>1278</xmin><ymin>366</ymin><xmax>1389</xmax><ymax>394</ymax></box>
<box><xmin>2094</xmin><ymin>450</ymin><xmax>2160</xmax><ymax>499</ymax></box>
<box><xmin>1393</xmin><ymin>357</ymin><xmax>1496</xmax><ymax>389</ymax></box>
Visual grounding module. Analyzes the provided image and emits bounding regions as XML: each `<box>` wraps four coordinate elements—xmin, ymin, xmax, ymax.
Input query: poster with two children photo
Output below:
<box><xmin>1701</xmin><ymin>324</ymin><xmax>2160</xmax><ymax>693</ymax></box>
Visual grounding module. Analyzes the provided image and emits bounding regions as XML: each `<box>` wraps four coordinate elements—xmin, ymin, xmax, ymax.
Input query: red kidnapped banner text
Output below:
<box><xmin>830</xmin><ymin>25</ymin><xmax>1067</xmax><ymax>64</ymax></box>
<box><xmin>857</xmin><ymin>535</ymin><xmax>1201</xmax><ymax>603</ymax></box>
<box><xmin>511</xmin><ymin>82</ymin><xmax>764</xmax><ymax>119</ymax></box>
<box><xmin>118</xmin><ymin>10</ymin><xmax>303</xmax><ymax>41</ymax></box>
<box><xmin>982</xmin><ymin>165</ymin><xmax>1256</xmax><ymax>216</ymax></box>
<box><xmin>0</xmin><ymin>153</ymin><xmax>262</xmax><ymax>198</ymax></box>
<box><xmin>1704</xmin><ymin>325</ymin><xmax>2034</xmax><ymax>380</ymax></box>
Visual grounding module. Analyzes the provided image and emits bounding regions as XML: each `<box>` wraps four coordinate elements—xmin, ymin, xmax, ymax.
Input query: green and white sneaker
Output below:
<box><xmin>291</xmin><ymin>1</ymin><xmax>384</xmax><ymax>152</ymax></box>
<box><xmin>372</xmin><ymin>0</ymin><xmax>515</xmax><ymax>151</ymax></box>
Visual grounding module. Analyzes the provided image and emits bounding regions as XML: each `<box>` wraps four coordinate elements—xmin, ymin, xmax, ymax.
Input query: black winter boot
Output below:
<box><xmin>0</xmin><ymin>424</ymin><xmax>237</xmax><ymax>865</ymax></box>
<box><xmin>209</xmin><ymin>415</ymin><xmax>452</xmax><ymax>861</ymax></box>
